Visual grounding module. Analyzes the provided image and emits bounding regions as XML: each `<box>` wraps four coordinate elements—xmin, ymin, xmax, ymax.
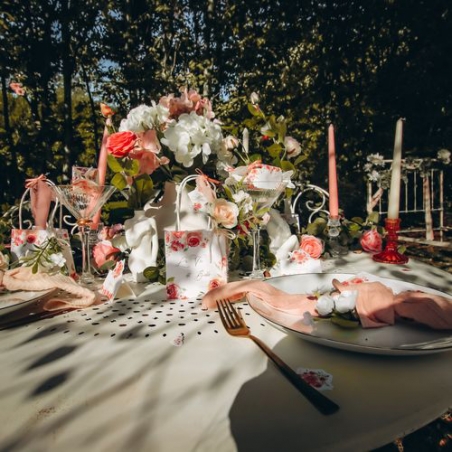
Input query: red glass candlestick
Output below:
<box><xmin>373</xmin><ymin>218</ymin><xmax>409</xmax><ymax>264</ymax></box>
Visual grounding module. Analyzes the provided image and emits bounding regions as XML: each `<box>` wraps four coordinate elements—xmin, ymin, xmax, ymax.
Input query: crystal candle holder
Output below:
<box><xmin>373</xmin><ymin>218</ymin><xmax>409</xmax><ymax>265</ymax></box>
<box><xmin>327</xmin><ymin>216</ymin><xmax>348</xmax><ymax>256</ymax></box>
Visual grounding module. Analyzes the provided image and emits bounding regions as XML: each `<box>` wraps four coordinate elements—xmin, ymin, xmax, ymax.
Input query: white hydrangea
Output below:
<box><xmin>161</xmin><ymin>112</ymin><xmax>223</xmax><ymax>168</ymax></box>
<box><xmin>119</xmin><ymin>102</ymin><xmax>170</xmax><ymax>133</ymax></box>
<box><xmin>232</xmin><ymin>190</ymin><xmax>253</xmax><ymax>213</ymax></box>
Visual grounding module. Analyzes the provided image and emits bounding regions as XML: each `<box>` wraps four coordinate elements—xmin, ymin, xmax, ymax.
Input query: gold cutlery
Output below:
<box><xmin>216</xmin><ymin>298</ymin><xmax>340</xmax><ymax>415</ymax></box>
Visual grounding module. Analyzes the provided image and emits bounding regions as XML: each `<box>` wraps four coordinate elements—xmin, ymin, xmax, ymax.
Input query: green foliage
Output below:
<box><xmin>1</xmin><ymin>0</ymin><xmax>451</xmax><ymax>218</ymax></box>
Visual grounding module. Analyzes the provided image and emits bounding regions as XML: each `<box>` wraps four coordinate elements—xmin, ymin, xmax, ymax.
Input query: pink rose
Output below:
<box><xmin>132</xmin><ymin>150</ymin><xmax>161</xmax><ymax>175</ymax></box>
<box><xmin>187</xmin><ymin>231</ymin><xmax>203</xmax><ymax>247</ymax></box>
<box><xmin>360</xmin><ymin>230</ymin><xmax>383</xmax><ymax>253</ymax></box>
<box><xmin>10</xmin><ymin>82</ymin><xmax>25</xmax><ymax>96</ymax></box>
<box><xmin>170</xmin><ymin>240</ymin><xmax>185</xmax><ymax>252</ymax></box>
<box><xmin>107</xmin><ymin>131</ymin><xmax>137</xmax><ymax>158</ymax></box>
<box><xmin>93</xmin><ymin>240</ymin><xmax>120</xmax><ymax>268</ymax></box>
<box><xmin>300</xmin><ymin>235</ymin><xmax>323</xmax><ymax>259</ymax></box>
<box><xmin>207</xmin><ymin>278</ymin><xmax>226</xmax><ymax>291</ymax></box>
<box><xmin>167</xmin><ymin>283</ymin><xmax>180</xmax><ymax>300</ymax></box>
<box><xmin>212</xmin><ymin>199</ymin><xmax>239</xmax><ymax>229</ymax></box>
<box><xmin>100</xmin><ymin>103</ymin><xmax>115</xmax><ymax>118</ymax></box>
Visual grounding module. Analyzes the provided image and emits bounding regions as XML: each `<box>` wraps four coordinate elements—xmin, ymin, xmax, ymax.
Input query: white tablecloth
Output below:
<box><xmin>0</xmin><ymin>253</ymin><xmax>451</xmax><ymax>452</ymax></box>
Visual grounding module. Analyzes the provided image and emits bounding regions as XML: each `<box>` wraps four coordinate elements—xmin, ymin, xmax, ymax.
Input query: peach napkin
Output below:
<box><xmin>202</xmin><ymin>280</ymin><xmax>318</xmax><ymax>317</ymax></box>
<box><xmin>0</xmin><ymin>267</ymin><xmax>99</xmax><ymax>311</ymax></box>
<box><xmin>203</xmin><ymin>278</ymin><xmax>452</xmax><ymax>330</ymax></box>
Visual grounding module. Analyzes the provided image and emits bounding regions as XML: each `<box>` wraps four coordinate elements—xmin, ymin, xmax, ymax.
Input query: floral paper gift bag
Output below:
<box><xmin>164</xmin><ymin>174</ymin><xmax>228</xmax><ymax>300</ymax></box>
<box><xmin>165</xmin><ymin>229</ymin><xmax>228</xmax><ymax>300</ymax></box>
<box><xmin>10</xmin><ymin>178</ymin><xmax>76</xmax><ymax>277</ymax></box>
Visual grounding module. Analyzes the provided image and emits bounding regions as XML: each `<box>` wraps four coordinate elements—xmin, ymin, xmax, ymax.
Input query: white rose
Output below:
<box><xmin>333</xmin><ymin>291</ymin><xmax>358</xmax><ymax>313</ymax></box>
<box><xmin>250</xmin><ymin>92</ymin><xmax>260</xmax><ymax>104</ymax></box>
<box><xmin>284</xmin><ymin>136</ymin><xmax>302</xmax><ymax>158</ymax></box>
<box><xmin>316</xmin><ymin>294</ymin><xmax>335</xmax><ymax>316</ymax></box>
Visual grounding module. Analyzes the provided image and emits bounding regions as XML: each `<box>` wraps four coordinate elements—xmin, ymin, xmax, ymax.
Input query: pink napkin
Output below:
<box><xmin>203</xmin><ymin>279</ymin><xmax>452</xmax><ymax>330</ymax></box>
<box><xmin>202</xmin><ymin>280</ymin><xmax>318</xmax><ymax>317</ymax></box>
<box><xmin>332</xmin><ymin>280</ymin><xmax>395</xmax><ymax>328</ymax></box>
<box><xmin>394</xmin><ymin>291</ymin><xmax>452</xmax><ymax>330</ymax></box>
<box><xmin>0</xmin><ymin>267</ymin><xmax>99</xmax><ymax>311</ymax></box>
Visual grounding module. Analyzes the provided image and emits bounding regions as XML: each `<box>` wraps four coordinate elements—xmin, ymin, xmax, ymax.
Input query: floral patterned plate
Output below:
<box><xmin>247</xmin><ymin>273</ymin><xmax>452</xmax><ymax>356</ymax></box>
<box><xmin>0</xmin><ymin>289</ymin><xmax>55</xmax><ymax>317</ymax></box>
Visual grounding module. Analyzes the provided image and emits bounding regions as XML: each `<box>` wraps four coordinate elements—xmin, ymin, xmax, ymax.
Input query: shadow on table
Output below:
<box><xmin>228</xmin><ymin>334</ymin><xmax>449</xmax><ymax>452</ymax></box>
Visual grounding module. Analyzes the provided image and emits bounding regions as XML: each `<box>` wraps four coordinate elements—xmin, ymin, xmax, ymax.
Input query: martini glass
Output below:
<box><xmin>52</xmin><ymin>184</ymin><xmax>116</xmax><ymax>285</ymax></box>
<box><xmin>244</xmin><ymin>181</ymin><xmax>287</xmax><ymax>279</ymax></box>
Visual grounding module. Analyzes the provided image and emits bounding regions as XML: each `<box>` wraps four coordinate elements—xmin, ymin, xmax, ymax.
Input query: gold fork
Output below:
<box><xmin>216</xmin><ymin>299</ymin><xmax>340</xmax><ymax>415</ymax></box>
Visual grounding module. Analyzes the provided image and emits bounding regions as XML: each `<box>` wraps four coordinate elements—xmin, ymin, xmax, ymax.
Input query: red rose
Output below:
<box><xmin>167</xmin><ymin>283</ymin><xmax>179</xmax><ymax>300</ymax></box>
<box><xmin>300</xmin><ymin>235</ymin><xmax>323</xmax><ymax>259</ymax></box>
<box><xmin>360</xmin><ymin>230</ymin><xmax>383</xmax><ymax>253</ymax></box>
<box><xmin>186</xmin><ymin>231</ymin><xmax>202</xmax><ymax>247</ymax></box>
<box><xmin>107</xmin><ymin>131</ymin><xmax>137</xmax><ymax>158</ymax></box>
<box><xmin>26</xmin><ymin>234</ymin><xmax>37</xmax><ymax>244</ymax></box>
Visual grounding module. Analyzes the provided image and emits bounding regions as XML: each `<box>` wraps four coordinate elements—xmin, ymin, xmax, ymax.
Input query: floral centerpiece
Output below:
<box><xmin>104</xmin><ymin>88</ymin><xmax>224</xmax><ymax>210</ymax></box>
<box><xmin>97</xmin><ymin>90</ymin><xmax>307</xmax><ymax>277</ymax></box>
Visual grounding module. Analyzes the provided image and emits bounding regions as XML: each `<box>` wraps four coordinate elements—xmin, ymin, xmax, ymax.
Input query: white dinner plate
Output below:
<box><xmin>246</xmin><ymin>273</ymin><xmax>452</xmax><ymax>356</ymax></box>
<box><xmin>0</xmin><ymin>289</ymin><xmax>55</xmax><ymax>316</ymax></box>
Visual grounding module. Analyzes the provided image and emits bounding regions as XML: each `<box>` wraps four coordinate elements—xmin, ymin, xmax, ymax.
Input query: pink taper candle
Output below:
<box><xmin>387</xmin><ymin>119</ymin><xmax>404</xmax><ymax>220</ymax></box>
<box><xmin>91</xmin><ymin>119</ymin><xmax>111</xmax><ymax>229</ymax></box>
<box><xmin>328</xmin><ymin>124</ymin><xmax>339</xmax><ymax>219</ymax></box>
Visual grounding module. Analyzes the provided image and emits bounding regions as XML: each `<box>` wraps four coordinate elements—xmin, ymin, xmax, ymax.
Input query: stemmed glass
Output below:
<box><xmin>51</xmin><ymin>184</ymin><xmax>116</xmax><ymax>285</ymax></box>
<box><xmin>244</xmin><ymin>181</ymin><xmax>287</xmax><ymax>279</ymax></box>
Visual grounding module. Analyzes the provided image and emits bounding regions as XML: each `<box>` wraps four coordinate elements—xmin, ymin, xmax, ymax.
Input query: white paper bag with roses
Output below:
<box><xmin>164</xmin><ymin>175</ymin><xmax>228</xmax><ymax>300</ymax></box>
<box><xmin>10</xmin><ymin>180</ymin><xmax>76</xmax><ymax>277</ymax></box>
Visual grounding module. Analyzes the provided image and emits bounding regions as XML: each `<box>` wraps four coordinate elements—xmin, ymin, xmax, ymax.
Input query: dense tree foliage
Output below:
<box><xmin>1</xmin><ymin>0</ymin><xmax>451</xmax><ymax>216</ymax></box>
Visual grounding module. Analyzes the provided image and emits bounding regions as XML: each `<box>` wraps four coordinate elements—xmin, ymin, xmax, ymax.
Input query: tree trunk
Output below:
<box><xmin>0</xmin><ymin>72</ymin><xmax>19</xmax><ymax>201</ymax></box>
<box><xmin>61</xmin><ymin>0</ymin><xmax>74</xmax><ymax>179</ymax></box>
<box><xmin>81</xmin><ymin>63</ymin><xmax>99</xmax><ymax>152</ymax></box>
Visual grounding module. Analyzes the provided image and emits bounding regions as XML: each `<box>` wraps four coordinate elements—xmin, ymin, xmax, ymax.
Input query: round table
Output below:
<box><xmin>0</xmin><ymin>253</ymin><xmax>451</xmax><ymax>452</ymax></box>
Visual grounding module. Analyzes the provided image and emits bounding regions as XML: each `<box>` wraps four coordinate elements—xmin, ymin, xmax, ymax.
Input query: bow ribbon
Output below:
<box><xmin>25</xmin><ymin>174</ymin><xmax>47</xmax><ymax>189</ymax></box>
<box><xmin>195</xmin><ymin>169</ymin><xmax>220</xmax><ymax>185</ymax></box>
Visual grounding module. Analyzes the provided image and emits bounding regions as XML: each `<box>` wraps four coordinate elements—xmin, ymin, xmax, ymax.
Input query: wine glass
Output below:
<box><xmin>244</xmin><ymin>181</ymin><xmax>287</xmax><ymax>279</ymax></box>
<box><xmin>51</xmin><ymin>184</ymin><xmax>116</xmax><ymax>285</ymax></box>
